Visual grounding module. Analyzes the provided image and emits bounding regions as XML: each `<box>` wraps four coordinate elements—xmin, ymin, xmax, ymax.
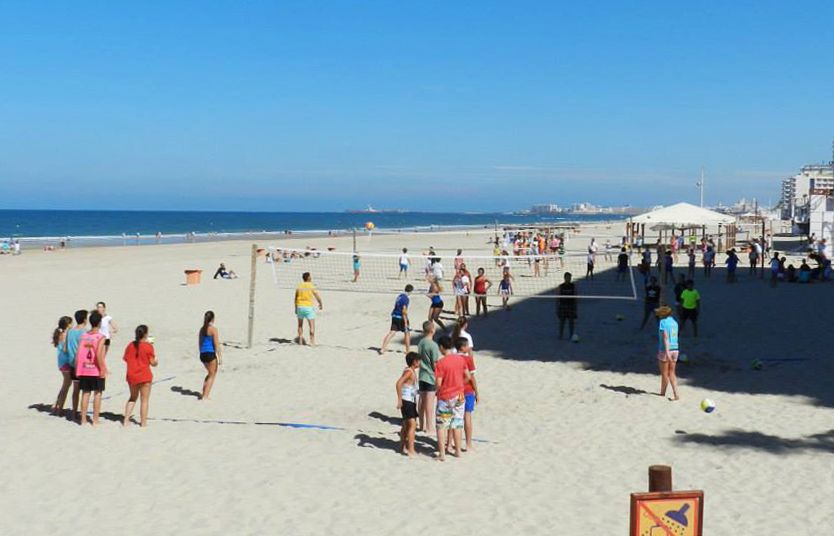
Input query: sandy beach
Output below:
<box><xmin>2</xmin><ymin>222</ymin><xmax>833</xmax><ymax>535</ymax></box>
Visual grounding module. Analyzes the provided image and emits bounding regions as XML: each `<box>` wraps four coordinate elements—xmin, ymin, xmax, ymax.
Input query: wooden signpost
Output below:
<box><xmin>630</xmin><ymin>465</ymin><xmax>704</xmax><ymax>536</ymax></box>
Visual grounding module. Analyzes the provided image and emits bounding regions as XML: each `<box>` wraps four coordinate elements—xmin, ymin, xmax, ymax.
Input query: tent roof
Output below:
<box><xmin>631</xmin><ymin>202</ymin><xmax>736</xmax><ymax>227</ymax></box>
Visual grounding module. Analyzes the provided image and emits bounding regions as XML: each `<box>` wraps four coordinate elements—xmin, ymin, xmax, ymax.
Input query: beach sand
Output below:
<box><xmin>2</xmin><ymin>223</ymin><xmax>833</xmax><ymax>534</ymax></box>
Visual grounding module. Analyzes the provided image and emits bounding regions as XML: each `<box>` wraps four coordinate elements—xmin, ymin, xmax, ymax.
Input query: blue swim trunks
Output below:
<box><xmin>464</xmin><ymin>392</ymin><xmax>476</xmax><ymax>413</ymax></box>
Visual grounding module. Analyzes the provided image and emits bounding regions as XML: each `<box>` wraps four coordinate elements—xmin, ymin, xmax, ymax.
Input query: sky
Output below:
<box><xmin>1</xmin><ymin>1</ymin><xmax>833</xmax><ymax>212</ymax></box>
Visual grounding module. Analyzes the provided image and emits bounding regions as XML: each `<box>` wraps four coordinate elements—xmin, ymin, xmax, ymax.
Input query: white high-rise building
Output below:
<box><xmin>780</xmin><ymin>142</ymin><xmax>834</xmax><ymax>230</ymax></box>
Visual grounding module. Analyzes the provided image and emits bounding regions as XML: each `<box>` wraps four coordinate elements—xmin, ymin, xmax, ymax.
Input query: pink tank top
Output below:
<box><xmin>75</xmin><ymin>331</ymin><xmax>105</xmax><ymax>377</ymax></box>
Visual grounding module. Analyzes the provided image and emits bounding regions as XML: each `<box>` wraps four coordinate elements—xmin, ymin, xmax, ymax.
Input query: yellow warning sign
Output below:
<box><xmin>630</xmin><ymin>491</ymin><xmax>703</xmax><ymax>536</ymax></box>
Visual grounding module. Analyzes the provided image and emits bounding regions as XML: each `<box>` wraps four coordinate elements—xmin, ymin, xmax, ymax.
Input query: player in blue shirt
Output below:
<box><xmin>379</xmin><ymin>285</ymin><xmax>414</xmax><ymax>355</ymax></box>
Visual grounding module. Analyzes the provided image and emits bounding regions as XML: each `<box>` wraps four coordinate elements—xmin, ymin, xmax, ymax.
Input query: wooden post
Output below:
<box><xmin>352</xmin><ymin>228</ymin><xmax>357</xmax><ymax>253</ymax></box>
<box><xmin>247</xmin><ymin>243</ymin><xmax>257</xmax><ymax>349</ymax></box>
<box><xmin>648</xmin><ymin>465</ymin><xmax>673</xmax><ymax>492</ymax></box>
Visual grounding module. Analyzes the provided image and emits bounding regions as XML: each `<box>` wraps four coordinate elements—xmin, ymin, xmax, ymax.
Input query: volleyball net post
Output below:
<box><xmin>247</xmin><ymin>243</ymin><xmax>258</xmax><ymax>349</ymax></box>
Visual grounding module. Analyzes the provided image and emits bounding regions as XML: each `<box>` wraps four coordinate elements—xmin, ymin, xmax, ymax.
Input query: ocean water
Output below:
<box><xmin>0</xmin><ymin>210</ymin><xmax>617</xmax><ymax>247</ymax></box>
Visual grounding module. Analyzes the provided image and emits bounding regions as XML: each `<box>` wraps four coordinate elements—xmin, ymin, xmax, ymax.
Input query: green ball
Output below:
<box><xmin>615</xmin><ymin>314</ymin><xmax>624</xmax><ymax>321</ymax></box>
<box><xmin>751</xmin><ymin>359</ymin><xmax>763</xmax><ymax>370</ymax></box>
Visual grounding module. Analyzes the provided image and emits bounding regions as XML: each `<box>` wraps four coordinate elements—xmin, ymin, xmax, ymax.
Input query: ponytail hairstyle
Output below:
<box><xmin>451</xmin><ymin>316</ymin><xmax>468</xmax><ymax>342</ymax></box>
<box><xmin>134</xmin><ymin>325</ymin><xmax>148</xmax><ymax>351</ymax></box>
<box><xmin>200</xmin><ymin>310</ymin><xmax>215</xmax><ymax>339</ymax></box>
<box><xmin>52</xmin><ymin>316</ymin><xmax>73</xmax><ymax>347</ymax></box>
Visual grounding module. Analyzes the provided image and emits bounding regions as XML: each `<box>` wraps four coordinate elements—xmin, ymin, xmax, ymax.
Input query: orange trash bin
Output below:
<box><xmin>184</xmin><ymin>269</ymin><xmax>202</xmax><ymax>285</ymax></box>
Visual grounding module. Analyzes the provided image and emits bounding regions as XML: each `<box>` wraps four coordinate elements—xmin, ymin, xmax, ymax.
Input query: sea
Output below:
<box><xmin>0</xmin><ymin>210</ymin><xmax>619</xmax><ymax>248</ymax></box>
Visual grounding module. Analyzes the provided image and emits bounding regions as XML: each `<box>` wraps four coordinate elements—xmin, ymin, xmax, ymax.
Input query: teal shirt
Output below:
<box><xmin>66</xmin><ymin>327</ymin><xmax>87</xmax><ymax>366</ymax></box>
<box><xmin>658</xmin><ymin>317</ymin><xmax>679</xmax><ymax>352</ymax></box>
<box><xmin>417</xmin><ymin>337</ymin><xmax>440</xmax><ymax>385</ymax></box>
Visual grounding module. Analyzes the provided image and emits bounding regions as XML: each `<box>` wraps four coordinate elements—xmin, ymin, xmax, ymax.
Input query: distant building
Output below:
<box><xmin>530</xmin><ymin>203</ymin><xmax>561</xmax><ymax>214</ymax></box>
<box><xmin>780</xmin><ymin>141</ymin><xmax>834</xmax><ymax>236</ymax></box>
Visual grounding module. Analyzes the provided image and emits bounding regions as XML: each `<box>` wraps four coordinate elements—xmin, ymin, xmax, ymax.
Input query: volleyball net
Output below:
<box><xmin>266</xmin><ymin>247</ymin><xmax>637</xmax><ymax>300</ymax></box>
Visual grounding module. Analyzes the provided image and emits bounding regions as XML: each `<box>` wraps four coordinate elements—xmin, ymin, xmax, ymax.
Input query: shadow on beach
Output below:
<box><xmin>28</xmin><ymin>403</ymin><xmax>124</xmax><ymax>424</ymax></box>
<box><xmin>466</xmin><ymin>262</ymin><xmax>834</xmax><ymax>413</ymax></box>
<box><xmin>674</xmin><ymin>428</ymin><xmax>834</xmax><ymax>454</ymax></box>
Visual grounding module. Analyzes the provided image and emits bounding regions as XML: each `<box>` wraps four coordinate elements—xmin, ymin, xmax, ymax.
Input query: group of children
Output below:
<box><xmin>50</xmin><ymin>303</ymin><xmax>224</xmax><ymax>427</ymax></box>
<box><xmin>395</xmin><ymin>317</ymin><xmax>479</xmax><ymax>460</ymax></box>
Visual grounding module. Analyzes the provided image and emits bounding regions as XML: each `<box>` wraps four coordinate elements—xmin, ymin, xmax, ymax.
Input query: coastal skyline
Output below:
<box><xmin>2</xmin><ymin>2</ymin><xmax>833</xmax><ymax>211</ymax></box>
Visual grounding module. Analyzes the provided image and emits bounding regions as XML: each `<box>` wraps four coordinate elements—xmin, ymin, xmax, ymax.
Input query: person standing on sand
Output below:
<box><xmin>398</xmin><ymin>248</ymin><xmax>410</xmax><ymax>279</ymax></box>
<box><xmin>498</xmin><ymin>271</ymin><xmax>513</xmax><ymax>311</ymax></box>
<box><xmin>198</xmin><ymin>311</ymin><xmax>222</xmax><ymax>400</ymax></box>
<box><xmin>65</xmin><ymin>309</ymin><xmax>88</xmax><ymax>421</ymax></box>
<box><xmin>639</xmin><ymin>276</ymin><xmax>661</xmax><ymax>330</ymax></box>
<box><xmin>616</xmin><ymin>247</ymin><xmax>629</xmax><ymax>281</ymax></box>
<box><xmin>352</xmin><ymin>254</ymin><xmax>361</xmax><ymax>282</ymax></box>
<box><xmin>380</xmin><ymin>284</ymin><xmax>413</xmax><ymax>354</ymax></box>
<box><xmin>725</xmin><ymin>249</ymin><xmax>739</xmax><ymax>283</ymax></box>
<box><xmin>122</xmin><ymin>325</ymin><xmax>157</xmax><ymax>427</ymax></box>
<box><xmin>417</xmin><ymin>321</ymin><xmax>440</xmax><ymax>434</ymax></box>
<box><xmin>687</xmin><ymin>247</ymin><xmax>696</xmax><ymax>279</ymax></box>
<box><xmin>434</xmin><ymin>335</ymin><xmax>471</xmax><ymax>461</ymax></box>
<box><xmin>295</xmin><ymin>272</ymin><xmax>323</xmax><ymax>345</ymax></box>
<box><xmin>770</xmin><ymin>251</ymin><xmax>781</xmax><ymax>287</ymax></box>
<box><xmin>51</xmin><ymin>315</ymin><xmax>74</xmax><ymax>416</ymax></box>
<box><xmin>473</xmin><ymin>267</ymin><xmax>492</xmax><ymax>316</ymax></box>
<box><xmin>456</xmin><ymin>337</ymin><xmax>479</xmax><ymax>452</ymax></box>
<box><xmin>703</xmin><ymin>246</ymin><xmax>715</xmax><ymax>278</ymax></box>
<box><xmin>585</xmin><ymin>248</ymin><xmax>595</xmax><ymax>280</ymax></box>
<box><xmin>96</xmin><ymin>301</ymin><xmax>118</xmax><ymax>355</ymax></box>
<box><xmin>395</xmin><ymin>352</ymin><xmax>421</xmax><ymax>457</ymax></box>
<box><xmin>655</xmin><ymin>305</ymin><xmax>680</xmax><ymax>401</ymax></box>
<box><xmin>748</xmin><ymin>241</ymin><xmax>759</xmax><ymax>276</ymax></box>
<box><xmin>679</xmin><ymin>280</ymin><xmax>700</xmax><ymax>337</ymax></box>
<box><xmin>76</xmin><ymin>312</ymin><xmax>107</xmax><ymax>426</ymax></box>
<box><xmin>557</xmin><ymin>272</ymin><xmax>577</xmax><ymax>339</ymax></box>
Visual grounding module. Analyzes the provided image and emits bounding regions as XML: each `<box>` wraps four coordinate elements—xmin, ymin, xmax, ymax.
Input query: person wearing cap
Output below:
<box><xmin>655</xmin><ymin>305</ymin><xmax>680</xmax><ymax>401</ymax></box>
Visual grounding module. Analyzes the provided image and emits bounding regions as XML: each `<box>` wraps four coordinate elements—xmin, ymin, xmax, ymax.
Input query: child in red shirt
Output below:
<box><xmin>122</xmin><ymin>325</ymin><xmax>158</xmax><ymax>427</ymax></box>
<box><xmin>434</xmin><ymin>336</ymin><xmax>471</xmax><ymax>461</ymax></box>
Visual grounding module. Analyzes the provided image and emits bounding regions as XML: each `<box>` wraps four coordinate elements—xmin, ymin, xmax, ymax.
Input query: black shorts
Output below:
<box><xmin>79</xmin><ymin>377</ymin><xmax>105</xmax><ymax>392</ymax></box>
<box><xmin>69</xmin><ymin>368</ymin><xmax>78</xmax><ymax>381</ymax></box>
<box><xmin>431</xmin><ymin>300</ymin><xmax>444</xmax><ymax>310</ymax></box>
<box><xmin>419</xmin><ymin>381</ymin><xmax>436</xmax><ymax>392</ymax></box>
<box><xmin>390</xmin><ymin>317</ymin><xmax>406</xmax><ymax>332</ymax></box>
<box><xmin>400</xmin><ymin>400</ymin><xmax>418</xmax><ymax>420</ymax></box>
<box><xmin>200</xmin><ymin>352</ymin><xmax>217</xmax><ymax>363</ymax></box>
<box><xmin>104</xmin><ymin>338</ymin><xmax>111</xmax><ymax>347</ymax></box>
<box><xmin>681</xmin><ymin>308</ymin><xmax>698</xmax><ymax>321</ymax></box>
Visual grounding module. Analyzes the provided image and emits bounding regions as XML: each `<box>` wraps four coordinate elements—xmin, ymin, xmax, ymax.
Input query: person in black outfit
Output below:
<box><xmin>616</xmin><ymin>247</ymin><xmax>629</xmax><ymax>281</ymax></box>
<box><xmin>640</xmin><ymin>276</ymin><xmax>661</xmax><ymax>329</ymax></box>
<box><xmin>557</xmin><ymin>272</ymin><xmax>577</xmax><ymax>340</ymax></box>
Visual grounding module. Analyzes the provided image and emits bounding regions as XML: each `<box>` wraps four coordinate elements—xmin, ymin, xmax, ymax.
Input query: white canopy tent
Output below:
<box><xmin>628</xmin><ymin>202</ymin><xmax>739</xmax><ymax>250</ymax></box>
<box><xmin>631</xmin><ymin>202</ymin><xmax>736</xmax><ymax>227</ymax></box>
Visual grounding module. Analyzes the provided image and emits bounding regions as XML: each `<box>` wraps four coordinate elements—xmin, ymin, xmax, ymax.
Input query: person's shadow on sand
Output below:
<box><xmin>355</xmin><ymin>433</ymin><xmax>437</xmax><ymax>455</ymax></box>
<box><xmin>368</xmin><ymin>411</ymin><xmax>402</xmax><ymax>426</ymax></box>
<box><xmin>171</xmin><ymin>386</ymin><xmax>201</xmax><ymax>399</ymax></box>
<box><xmin>28</xmin><ymin>403</ymin><xmax>123</xmax><ymax>423</ymax></box>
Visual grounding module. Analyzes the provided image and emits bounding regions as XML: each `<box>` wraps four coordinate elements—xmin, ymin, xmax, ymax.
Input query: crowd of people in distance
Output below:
<box><xmin>49</xmin><ymin>302</ymin><xmax>224</xmax><ymax>428</ymax></box>
<box><xmin>1</xmin><ymin>238</ymin><xmax>21</xmax><ymax>255</ymax></box>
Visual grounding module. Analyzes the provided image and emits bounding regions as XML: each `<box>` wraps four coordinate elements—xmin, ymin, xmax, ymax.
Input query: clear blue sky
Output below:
<box><xmin>1</xmin><ymin>1</ymin><xmax>832</xmax><ymax>212</ymax></box>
